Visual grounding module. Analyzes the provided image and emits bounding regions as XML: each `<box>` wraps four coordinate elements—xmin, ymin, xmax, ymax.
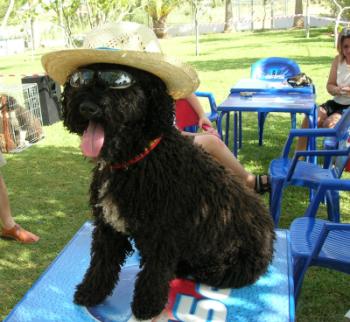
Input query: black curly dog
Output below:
<box><xmin>62</xmin><ymin>63</ymin><xmax>275</xmax><ymax>320</ymax></box>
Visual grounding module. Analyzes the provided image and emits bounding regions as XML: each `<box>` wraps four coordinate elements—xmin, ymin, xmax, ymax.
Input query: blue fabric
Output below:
<box><xmin>5</xmin><ymin>222</ymin><xmax>294</xmax><ymax>322</ymax></box>
<box><xmin>96</xmin><ymin>47</ymin><xmax>120</xmax><ymax>51</ymax></box>
<box><xmin>250</xmin><ymin>57</ymin><xmax>301</xmax><ymax>81</ymax></box>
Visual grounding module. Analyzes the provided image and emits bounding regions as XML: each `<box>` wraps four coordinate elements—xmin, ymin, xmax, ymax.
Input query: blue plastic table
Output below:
<box><xmin>217</xmin><ymin>79</ymin><xmax>317</xmax><ymax>157</ymax></box>
<box><xmin>4</xmin><ymin>222</ymin><xmax>295</xmax><ymax>322</ymax></box>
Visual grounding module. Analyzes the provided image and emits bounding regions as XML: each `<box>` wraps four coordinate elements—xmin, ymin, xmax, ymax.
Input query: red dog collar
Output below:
<box><xmin>111</xmin><ymin>137</ymin><xmax>162</xmax><ymax>170</ymax></box>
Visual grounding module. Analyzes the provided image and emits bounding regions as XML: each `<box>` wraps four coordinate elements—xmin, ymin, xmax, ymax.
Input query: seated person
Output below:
<box><xmin>296</xmin><ymin>28</ymin><xmax>350</xmax><ymax>151</ymax></box>
<box><xmin>177</xmin><ymin>93</ymin><xmax>270</xmax><ymax>194</ymax></box>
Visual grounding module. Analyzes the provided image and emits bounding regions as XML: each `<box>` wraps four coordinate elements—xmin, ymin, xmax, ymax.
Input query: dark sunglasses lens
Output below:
<box><xmin>70</xmin><ymin>70</ymin><xmax>94</xmax><ymax>87</ymax></box>
<box><xmin>98</xmin><ymin>71</ymin><xmax>134</xmax><ymax>89</ymax></box>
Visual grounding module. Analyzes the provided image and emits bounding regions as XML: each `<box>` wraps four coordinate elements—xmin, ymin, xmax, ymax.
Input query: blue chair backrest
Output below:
<box><xmin>334</xmin><ymin>108</ymin><xmax>350</xmax><ymax>175</ymax></box>
<box><xmin>251</xmin><ymin>57</ymin><xmax>301</xmax><ymax>82</ymax></box>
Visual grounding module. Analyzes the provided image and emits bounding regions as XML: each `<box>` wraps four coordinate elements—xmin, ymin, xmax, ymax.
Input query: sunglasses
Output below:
<box><xmin>69</xmin><ymin>69</ymin><xmax>135</xmax><ymax>89</ymax></box>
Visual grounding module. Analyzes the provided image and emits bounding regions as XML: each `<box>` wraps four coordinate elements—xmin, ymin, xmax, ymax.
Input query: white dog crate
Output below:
<box><xmin>0</xmin><ymin>83</ymin><xmax>44</xmax><ymax>153</ymax></box>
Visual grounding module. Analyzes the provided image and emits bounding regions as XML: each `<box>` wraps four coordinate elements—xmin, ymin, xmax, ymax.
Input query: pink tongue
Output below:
<box><xmin>81</xmin><ymin>122</ymin><xmax>105</xmax><ymax>158</ymax></box>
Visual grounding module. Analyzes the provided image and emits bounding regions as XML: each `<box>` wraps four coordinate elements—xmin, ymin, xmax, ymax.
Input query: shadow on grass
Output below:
<box><xmin>192</xmin><ymin>57</ymin><xmax>259</xmax><ymax>72</ymax></box>
<box><xmin>297</xmin><ymin>267</ymin><xmax>350</xmax><ymax>322</ymax></box>
<box><xmin>0</xmin><ymin>144</ymin><xmax>93</xmax><ymax>320</ymax></box>
<box><xmin>249</xmin><ymin>27</ymin><xmax>331</xmax><ymax>39</ymax></box>
<box><xmin>2</xmin><ymin>144</ymin><xmax>92</xmax><ymax>217</ymax></box>
<box><xmin>191</xmin><ymin>54</ymin><xmax>332</xmax><ymax>73</ymax></box>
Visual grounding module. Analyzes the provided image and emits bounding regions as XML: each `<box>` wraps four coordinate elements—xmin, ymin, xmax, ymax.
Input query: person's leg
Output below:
<box><xmin>193</xmin><ymin>134</ymin><xmax>267</xmax><ymax>191</ymax></box>
<box><xmin>321</xmin><ymin>112</ymin><xmax>342</xmax><ymax>128</ymax></box>
<box><xmin>0</xmin><ymin>175</ymin><xmax>15</xmax><ymax>229</ymax></box>
<box><xmin>295</xmin><ymin>106</ymin><xmax>328</xmax><ymax>151</ymax></box>
<box><xmin>0</xmin><ymin>175</ymin><xmax>39</xmax><ymax>243</ymax></box>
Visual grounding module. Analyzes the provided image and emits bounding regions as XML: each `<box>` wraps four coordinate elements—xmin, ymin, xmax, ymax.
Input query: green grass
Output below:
<box><xmin>0</xmin><ymin>27</ymin><xmax>349</xmax><ymax>321</ymax></box>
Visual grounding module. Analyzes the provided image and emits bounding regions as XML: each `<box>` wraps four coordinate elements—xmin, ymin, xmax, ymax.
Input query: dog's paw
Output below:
<box><xmin>131</xmin><ymin>296</ymin><xmax>165</xmax><ymax>320</ymax></box>
<box><xmin>74</xmin><ymin>283</ymin><xmax>106</xmax><ymax>307</ymax></box>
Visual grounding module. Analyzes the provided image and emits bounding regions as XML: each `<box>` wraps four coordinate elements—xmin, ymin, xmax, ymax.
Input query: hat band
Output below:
<box><xmin>96</xmin><ymin>47</ymin><xmax>120</xmax><ymax>51</ymax></box>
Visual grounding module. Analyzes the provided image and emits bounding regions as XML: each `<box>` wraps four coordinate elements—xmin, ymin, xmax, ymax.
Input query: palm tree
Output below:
<box><xmin>146</xmin><ymin>0</ymin><xmax>182</xmax><ymax>38</ymax></box>
<box><xmin>293</xmin><ymin>0</ymin><xmax>304</xmax><ymax>28</ymax></box>
<box><xmin>224</xmin><ymin>0</ymin><xmax>233</xmax><ymax>32</ymax></box>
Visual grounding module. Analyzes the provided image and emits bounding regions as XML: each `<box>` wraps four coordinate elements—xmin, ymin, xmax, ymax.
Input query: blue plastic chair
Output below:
<box><xmin>195</xmin><ymin>91</ymin><xmax>219</xmax><ymax>124</ymax></box>
<box><xmin>290</xmin><ymin>178</ymin><xmax>350</xmax><ymax>301</ymax></box>
<box><xmin>250</xmin><ymin>57</ymin><xmax>311</xmax><ymax>146</ymax></box>
<box><xmin>269</xmin><ymin>108</ymin><xmax>350</xmax><ymax>227</ymax></box>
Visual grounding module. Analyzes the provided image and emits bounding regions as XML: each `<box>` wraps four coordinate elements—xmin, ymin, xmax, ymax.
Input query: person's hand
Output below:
<box><xmin>199</xmin><ymin>117</ymin><xmax>220</xmax><ymax>138</ymax></box>
<box><xmin>202</xmin><ymin>125</ymin><xmax>220</xmax><ymax>136</ymax></box>
<box><xmin>340</xmin><ymin>86</ymin><xmax>350</xmax><ymax>95</ymax></box>
<box><xmin>198</xmin><ymin>115</ymin><xmax>212</xmax><ymax>128</ymax></box>
<box><xmin>322</xmin><ymin>112</ymin><xmax>342</xmax><ymax>128</ymax></box>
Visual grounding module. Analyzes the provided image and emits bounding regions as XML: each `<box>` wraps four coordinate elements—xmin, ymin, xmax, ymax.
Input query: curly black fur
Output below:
<box><xmin>62</xmin><ymin>63</ymin><xmax>275</xmax><ymax>320</ymax></box>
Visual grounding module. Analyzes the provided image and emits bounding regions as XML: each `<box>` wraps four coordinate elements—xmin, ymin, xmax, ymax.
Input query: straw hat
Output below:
<box><xmin>41</xmin><ymin>22</ymin><xmax>200</xmax><ymax>99</ymax></box>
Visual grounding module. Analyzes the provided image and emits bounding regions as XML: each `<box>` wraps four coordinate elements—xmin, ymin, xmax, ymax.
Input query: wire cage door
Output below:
<box><xmin>0</xmin><ymin>83</ymin><xmax>44</xmax><ymax>153</ymax></box>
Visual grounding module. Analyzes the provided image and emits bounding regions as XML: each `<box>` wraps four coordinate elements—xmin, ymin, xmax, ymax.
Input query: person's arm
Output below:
<box><xmin>178</xmin><ymin>93</ymin><xmax>219</xmax><ymax>137</ymax></box>
<box><xmin>327</xmin><ymin>56</ymin><xmax>343</xmax><ymax>96</ymax></box>
<box><xmin>185</xmin><ymin>93</ymin><xmax>212</xmax><ymax>128</ymax></box>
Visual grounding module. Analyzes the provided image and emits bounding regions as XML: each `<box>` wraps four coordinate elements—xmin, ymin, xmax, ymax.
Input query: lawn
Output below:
<box><xmin>0</xmin><ymin>26</ymin><xmax>349</xmax><ymax>321</ymax></box>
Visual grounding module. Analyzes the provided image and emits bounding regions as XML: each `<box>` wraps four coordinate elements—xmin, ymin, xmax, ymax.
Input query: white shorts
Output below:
<box><xmin>0</xmin><ymin>151</ymin><xmax>6</xmax><ymax>168</ymax></box>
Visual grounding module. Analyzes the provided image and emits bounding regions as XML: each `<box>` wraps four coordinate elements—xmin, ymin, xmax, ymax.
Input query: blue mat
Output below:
<box><xmin>5</xmin><ymin>222</ymin><xmax>295</xmax><ymax>322</ymax></box>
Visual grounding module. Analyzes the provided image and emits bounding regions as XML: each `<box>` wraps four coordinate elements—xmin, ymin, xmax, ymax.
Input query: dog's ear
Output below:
<box><xmin>142</xmin><ymin>76</ymin><xmax>175</xmax><ymax>137</ymax></box>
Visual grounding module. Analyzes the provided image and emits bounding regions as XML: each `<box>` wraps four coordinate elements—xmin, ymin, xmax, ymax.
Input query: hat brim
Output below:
<box><xmin>41</xmin><ymin>49</ymin><xmax>199</xmax><ymax>99</ymax></box>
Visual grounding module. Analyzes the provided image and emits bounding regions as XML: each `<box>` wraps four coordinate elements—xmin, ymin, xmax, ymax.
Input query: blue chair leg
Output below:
<box><xmin>291</xmin><ymin>112</ymin><xmax>296</xmax><ymax>129</ymax></box>
<box><xmin>217</xmin><ymin>112</ymin><xmax>225</xmax><ymax>142</ymax></box>
<box><xmin>269</xmin><ymin>178</ymin><xmax>285</xmax><ymax>227</ymax></box>
<box><xmin>184</xmin><ymin>125</ymin><xmax>198</xmax><ymax>133</ymax></box>
<box><xmin>325</xmin><ymin>189</ymin><xmax>340</xmax><ymax>222</ymax></box>
<box><xmin>258</xmin><ymin>112</ymin><xmax>268</xmax><ymax>146</ymax></box>
<box><xmin>238</xmin><ymin>111</ymin><xmax>242</xmax><ymax>149</ymax></box>
<box><xmin>233</xmin><ymin>112</ymin><xmax>239</xmax><ymax>157</ymax></box>
<box><xmin>293</xmin><ymin>257</ymin><xmax>308</xmax><ymax>302</ymax></box>
<box><xmin>225</xmin><ymin>112</ymin><xmax>230</xmax><ymax>147</ymax></box>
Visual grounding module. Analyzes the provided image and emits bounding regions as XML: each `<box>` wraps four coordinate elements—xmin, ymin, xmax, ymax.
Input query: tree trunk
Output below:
<box><xmin>250</xmin><ymin>0</ymin><xmax>254</xmax><ymax>31</ymax></box>
<box><xmin>262</xmin><ymin>0</ymin><xmax>267</xmax><ymax>30</ymax></box>
<box><xmin>224</xmin><ymin>0</ymin><xmax>234</xmax><ymax>32</ymax></box>
<box><xmin>193</xmin><ymin>2</ymin><xmax>200</xmax><ymax>55</ymax></box>
<box><xmin>30</xmin><ymin>17</ymin><xmax>35</xmax><ymax>50</ymax></box>
<box><xmin>84</xmin><ymin>0</ymin><xmax>93</xmax><ymax>29</ymax></box>
<box><xmin>293</xmin><ymin>0</ymin><xmax>304</xmax><ymax>28</ymax></box>
<box><xmin>152</xmin><ymin>16</ymin><xmax>168</xmax><ymax>38</ymax></box>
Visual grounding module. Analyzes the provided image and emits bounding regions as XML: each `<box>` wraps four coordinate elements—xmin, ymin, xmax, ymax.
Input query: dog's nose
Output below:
<box><xmin>79</xmin><ymin>102</ymin><xmax>102</xmax><ymax>119</ymax></box>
